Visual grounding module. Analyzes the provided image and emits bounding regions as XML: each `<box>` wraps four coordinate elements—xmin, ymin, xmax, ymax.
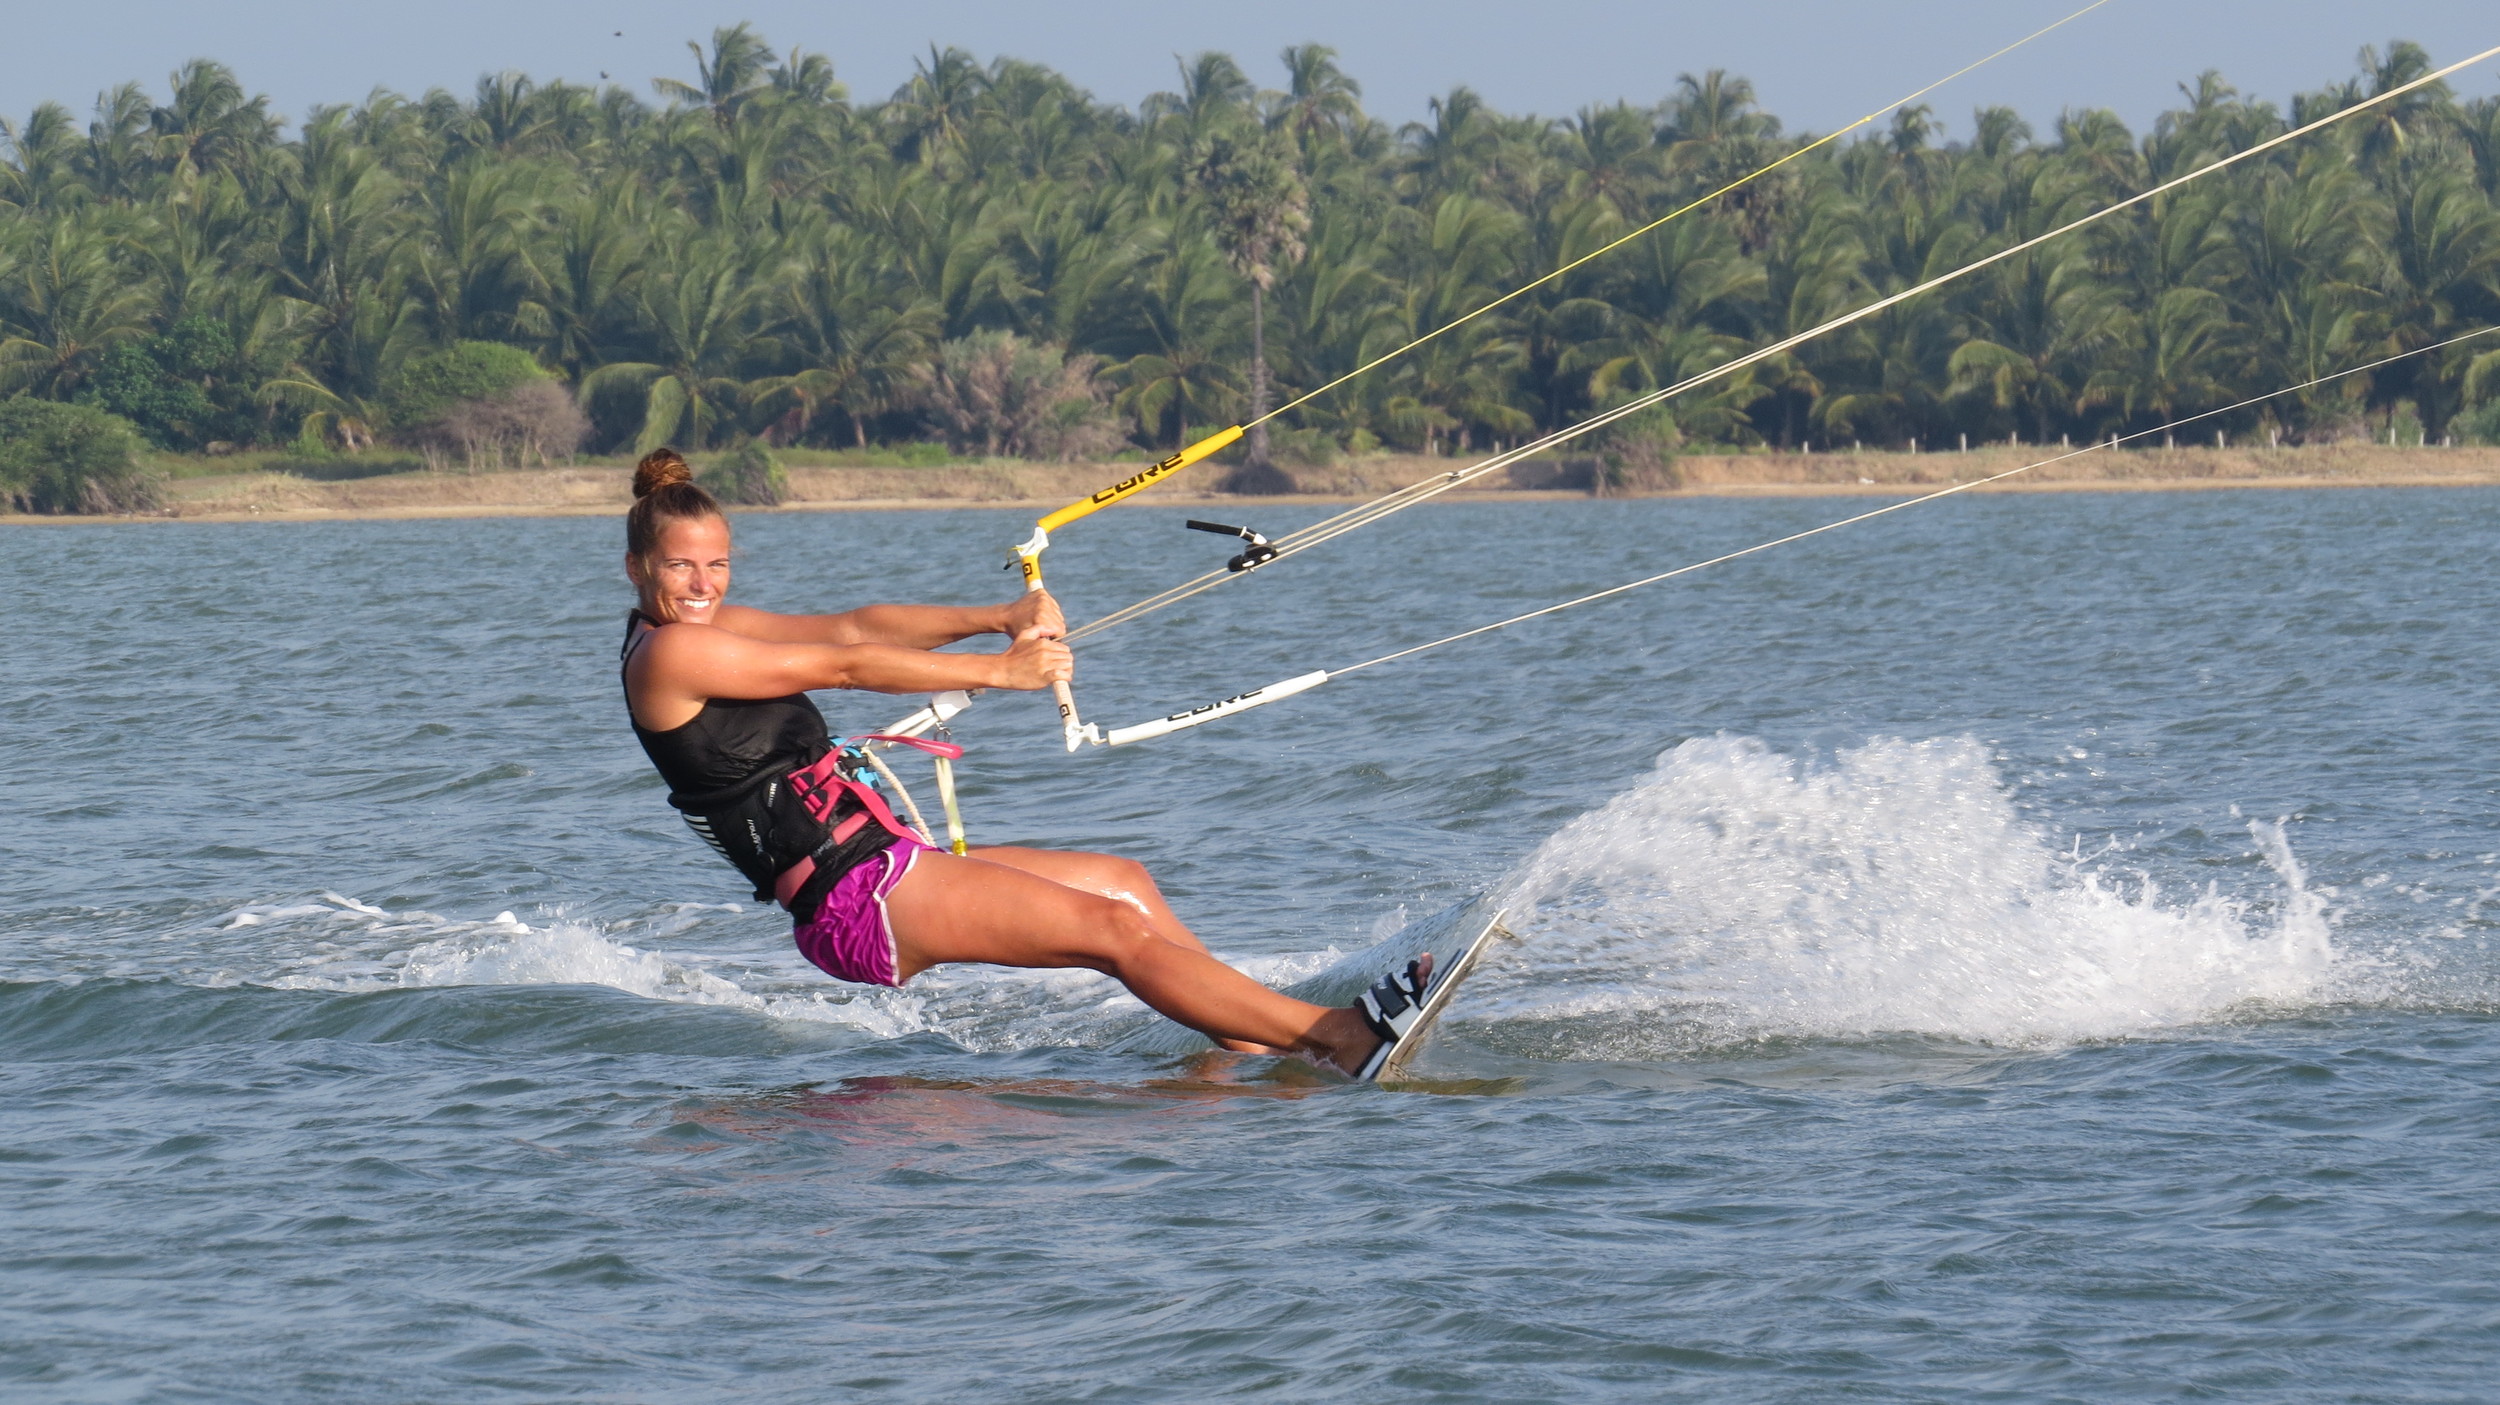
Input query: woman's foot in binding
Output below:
<box><xmin>1330</xmin><ymin>952</ymin><xmax>1435</xmax><ymax>1079</ymax></box>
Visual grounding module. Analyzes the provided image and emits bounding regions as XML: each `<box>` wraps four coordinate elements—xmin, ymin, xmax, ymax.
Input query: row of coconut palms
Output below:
<box><xmin>3</xmin><ymin>27</ymin><xmax>2498</xmax><ymax>468</ymax></box>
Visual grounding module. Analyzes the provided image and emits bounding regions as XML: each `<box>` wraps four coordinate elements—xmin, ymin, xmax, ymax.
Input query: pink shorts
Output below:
<box><xmin>791</xmin><ymin>838</ymin><xmax>933</xmax><ymax>987</ymax></box>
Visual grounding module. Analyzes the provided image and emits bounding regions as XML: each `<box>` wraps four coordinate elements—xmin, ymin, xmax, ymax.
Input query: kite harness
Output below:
<box><xmin>621</xmin><ymin>611</ymin><xmax>971</xmax><ymax>921</ymax></box>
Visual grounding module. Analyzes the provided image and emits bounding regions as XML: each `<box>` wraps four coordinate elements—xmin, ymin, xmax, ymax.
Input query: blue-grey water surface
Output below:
<box><xmin>4</xmin><ymin>488</ymin><xmax>2498</xmax><ymax>1401</ymax></box>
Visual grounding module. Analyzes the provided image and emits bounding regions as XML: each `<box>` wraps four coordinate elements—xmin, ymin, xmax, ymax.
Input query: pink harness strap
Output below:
<box><xmin>770</xmin><ymin>739</ymin><xmax>946</xmax><ymax>909</ymax></box>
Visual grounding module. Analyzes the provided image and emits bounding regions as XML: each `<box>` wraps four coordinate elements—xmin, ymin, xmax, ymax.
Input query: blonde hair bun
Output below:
<box><xmin>633</xmin><ymin>447</ymin><xmax>694</xmax><ymax>498</ymax></box>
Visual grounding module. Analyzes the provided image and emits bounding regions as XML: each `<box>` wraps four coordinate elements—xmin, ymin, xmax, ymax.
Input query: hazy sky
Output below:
<box><xmin>9</xmin><ymin>1</ymin><xmax>2497</xmax><ymax>142</ymax></box>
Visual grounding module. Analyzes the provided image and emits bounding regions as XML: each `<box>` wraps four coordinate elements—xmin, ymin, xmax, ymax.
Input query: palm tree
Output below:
<box><xmin>1194</xmin><ymin>133</ymin><xmax>1309</xmax><ymax>481</ymax></box>
<box><xmin>8</xmin><ymin>31</ymin><xmax>2498</xmax><ymax>470</ymax></box>
<box><xmin>465</xmin><ymin>72</ymin><xmax>554</xmax><ymax>157</ymax></box>
<box><xmin>654</xmin><ymin>23</ymin><xmax>776</xmax><ymax>129</ymax></box>
<box><xmin>2352</xmin><ymin>41</ymin><xmax>2452</xmax><ymax>164</ymax></box>
<box><xmin>2373</xmin><ymin>167</ymin><xmax>2500</xmax><ymax>429</ymax></box>
<box><xmin>1375</xmin><ymin>194</ymin><xmax>1529</xmax><ymax>454</ymax></box>
<box><xmin>1946</xmin><ymin>168</ymin><xmax>2123</xmax><ymax>441</ymax></box>
<box><xmin>1148</xmin><ymin>52</ymin><xmax>1258</xmax><ymax>154</ymax></box>
<box><xmin>1259</xmin><ymin>209</ymin><xmax>1390</xmax><ymax>440</ymax></box>
<box><xmin>2079</xmin><ymin>286</ymin><xmax>2237</xmax><ymax>433</ymax></box>
<box><xmin>526</xmin><ymin>177</ymin><xmax>647</xmax><ymax>379</ymax></box>
<box><xmin>404</xmin><ymin>159</ymin><xmax>544</xmax><ymax>344</ymax></box>
<box><xmin>140</xmin><ymin>167</ymin><xmax>260</xmax><ymax>326</ymax></box>
<box><xmin>1109</xmin><ymin>225</ymin><xmax>1247</xmax><ymax>445</ymax></box>
<box><xmin>265</xmin><ymin>111</ymin><xmax>415</xmax><ymax>401</ymax></box>
<box><xmin>1750</xmin><ymin>181</ymin><xmax>1865</xmax><ymax>446</ymax></box>
<box><xmin>769</xmin><ymin>47</ymin><xmax>846</xmax><ymax>109</ymax></box>
<box><xmin>1</xmin><ymin>103</ymin><xmax>92</xmax><ymax>211</ymax></box>
<box><xmin>962</xmin><ymin>60</ymin><xmax>1108</xmax><ymax>184</ymax></box>
<box><xmin>0</xmin><ymin>211</ymin><xmax>155</xmax><ymax>396</ymax></box>
<box><xmin>1399</xmin><ymin>88</ymin><xmax>1501</xmax><ymax>201</ymax></box>
<box><xmin>1556</xmin><ymin>103</ymin><xmax>1660</xmax><ymax>216</ymax></box>
<box><xmin>854</xmin><ymin>164</ymin><xmax>1009</xmax><ymax>339</ymax></box>
<box><xmin>756</xmin><ymin>222</ymin><xmax>936</xmax><ymax>446</ymax></box>
<box><xmin>580</xmin><ymin>228</ymin><xmax>773</xmax><ymax>451</ymax></box>
<box><xmin>1659</xmin><ymin>72</ymin><xmax>1788</xmax><ymax>251</ymax></box>
<box><xmin>149</xmin><ymin>61</ymin><xmax>281</xmax><ymax>185</ymax></box>
<box><xmin>81</xmin><ymin>84</ymin><xmax>160</xmax><ymax>203</ymax></box>
<box><xmin>1274</xmin><ymin>45</ymin><xmax>1363</xmax><ymax>152</ymax></box>
<box><xmin>2223</xmin><ymin>151</ymin><xmax>2386</xmax><ymax>422</ymax></box>
<box><xmin>886</xmin><ymin>46</ymin><xmax>986</xmax><ymax>165</ymax></box>
<box><xmin>988</xmin><ymin>180</ymin><xmax>1145</xmax><ymax>348</ymax></box>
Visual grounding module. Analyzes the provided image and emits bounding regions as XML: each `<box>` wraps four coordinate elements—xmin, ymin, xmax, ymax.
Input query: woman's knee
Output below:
<box><xmin>1048</xmin><ymin>850</ymin><xmax>1146</xmax><ymax>886</ymax></box>
<box><xmin>1061</xmin><ymin>894</ymin><xmax>1167</xmax><ymax>972</ymax></box>
<box><xmin>1098</xmin><ymin>855</ymin><xmax>1158</xmax><ymax>898</ymax></box>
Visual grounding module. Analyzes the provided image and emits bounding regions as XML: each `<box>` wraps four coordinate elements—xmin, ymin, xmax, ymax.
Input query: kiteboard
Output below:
<box><xmin>1117</xmin><ymin>895</ymin><xmax>1514</xmax><ymax>1081</ymax></box>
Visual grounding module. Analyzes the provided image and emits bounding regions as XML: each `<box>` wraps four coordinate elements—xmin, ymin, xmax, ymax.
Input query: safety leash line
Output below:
<box><xmin>1070</xmin><ymin>39</ymin><xmax>2500</xmax><ymax>645</ymax></box>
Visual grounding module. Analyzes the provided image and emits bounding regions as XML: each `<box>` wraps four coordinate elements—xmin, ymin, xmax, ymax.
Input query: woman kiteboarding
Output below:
<box><xmin>618</xmin><ymin>449</ymin><xmax>1430</xmax><ymax>1076</ymax></box>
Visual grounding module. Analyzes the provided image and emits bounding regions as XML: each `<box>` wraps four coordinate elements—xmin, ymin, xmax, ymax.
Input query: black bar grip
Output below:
<box><xmin>1186</xmin><ymin>520</ymin><xmax>1248</xmax><ymax>538</ymax></box>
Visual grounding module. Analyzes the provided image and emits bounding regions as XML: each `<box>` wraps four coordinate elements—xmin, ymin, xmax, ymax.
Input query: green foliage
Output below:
<box><xmin>0</xmin><ymin>397</ymin><xmax>160</xmax><ymax>513</ymax></box>
<box><xmin>910</xmin><ymin>332</ymin><xmax>1121</xmax><ymax>461</ymax></box>
<box><xmin>1266</xmin><ymin>425</ymin><xmax>1341</xmax><ymax>467</ymax></box>
<box><xmin>1593</xmin><ymin>400</ymin><xmax>1683</xmax><ymax>493</ymax></box>
<box><xmin>2459</xmin><ymin>398</ymin><xmax>2500</xmax><ymax>446</ymax></box>
<box><xmin>878</xmin><ymin>442</ymin><xmax>955</xmax><ymax>468</ymax></box>
<box><xmin>76</xmin><ymin>317</ymin><xmax>260</xmax><ymax>450</ymax></box>
<box><xmin>2</xmin><ymin>36</ymin><xmax>2496</xmax><ymax>464</ymax></box>
<box><xmin>384</xmin><ymin>341</ymin><xmax>548</xmax><ymax>428</ymax></box>
<box><xmin>699</xmin><ymin>440</ymin><xmax>788</xmax><ymax>505</ymax></box>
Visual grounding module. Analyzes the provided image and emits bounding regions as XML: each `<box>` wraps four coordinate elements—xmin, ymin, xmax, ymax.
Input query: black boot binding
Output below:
<box><xmin>1353</xmin><ymin>958</ymin><xmax>1435</xmax><ymax>1081</ymax></box>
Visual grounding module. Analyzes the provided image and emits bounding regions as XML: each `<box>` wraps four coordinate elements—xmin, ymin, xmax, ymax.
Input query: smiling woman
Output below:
<box><xmin>616</xmin><ymin>447</ymin><xmax>1426</xmax><ymax>1074</ymax></box>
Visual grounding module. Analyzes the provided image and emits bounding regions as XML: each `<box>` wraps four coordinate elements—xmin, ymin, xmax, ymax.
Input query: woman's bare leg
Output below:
<box><xmin>963</xmin><ymin>847</ymin><xmax>1211</xmax><ymax>953</ymax></box>
<box><xmin>956</xmin><ymin>847</ymin><xmax>1285</xmax><ymax>1054</ymax></box>
<box><xmin>884</xmin><ymin>850</ymin><xmax>1383</xmax><ymax>1071</ymax></box>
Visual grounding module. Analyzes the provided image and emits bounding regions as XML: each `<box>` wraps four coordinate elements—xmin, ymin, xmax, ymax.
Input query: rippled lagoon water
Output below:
<box><xmin>5</xmin><ymin>488</ymin><xmax>2498</xmax><ymax>1401</ymax></box>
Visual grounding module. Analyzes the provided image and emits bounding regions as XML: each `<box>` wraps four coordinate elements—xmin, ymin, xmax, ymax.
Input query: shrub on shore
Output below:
<box><xmin>404</xmin><ymin>380</ymin><xmax>589</xmax><ymax>471</ymax></box>
<box><xmin>910</xmin><ymin>333</ymin><xmax>1123</xmax><ymax>462</ymax></box>
<box><xmin>385</xmin><ymin>343</ymin><xmax>545</xmax><ymax>423</ymax></box>
<box><xmin>0</xmin><ymin>399</ymin><xmax>162</xmax><ymax>514</ymax></box>
<box><xmin>77</xmin><ymin>317</ymin><xmax>264</xmax><ymax>451</ymax></box>
<box><xmin>699</xmin><ymin>441</ymin><xmax>789</xmax><ymax>506</ymax></box>
<box><xmin>387</xmin><ymin>343</ymin><xmax>587</xmax><ymax>471</ymax></box>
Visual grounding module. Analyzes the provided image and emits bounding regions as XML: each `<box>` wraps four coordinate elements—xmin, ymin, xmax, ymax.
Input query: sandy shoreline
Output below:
<box><xmin>8</xmin><ymin>445</ymin><xmax>2497</xmax><ymax>525</ymax></box>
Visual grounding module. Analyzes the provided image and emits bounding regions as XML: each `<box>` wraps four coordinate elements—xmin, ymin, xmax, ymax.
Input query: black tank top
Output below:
<box><xmin>623</xmin><ymin>609</ymin><xmax>832</xmax><ymax>787</ymax></box>
<box><xmin>620</xmin><ymin>611</ymin><xmax>888</xmax><ymax>916</ymax></box>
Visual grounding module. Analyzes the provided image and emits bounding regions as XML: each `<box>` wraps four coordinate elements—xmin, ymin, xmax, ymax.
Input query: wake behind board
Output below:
<box><xmin>1115</xmin><ymin>895</ymin><xmax>1514</xmax><ymax>1080</ymax></box>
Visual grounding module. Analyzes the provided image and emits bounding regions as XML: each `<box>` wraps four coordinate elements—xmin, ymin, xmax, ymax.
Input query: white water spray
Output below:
<box><xmin>1482</xmin><ymin>735</ymin><xmax>2335</xmax><ymax>1053</ymax></box>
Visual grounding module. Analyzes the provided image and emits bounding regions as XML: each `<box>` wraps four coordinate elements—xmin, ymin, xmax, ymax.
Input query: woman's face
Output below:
<box><xmin>631</xmin><ymin>514</ymin><xmax>732</xmax><ymax>624</ymax></box>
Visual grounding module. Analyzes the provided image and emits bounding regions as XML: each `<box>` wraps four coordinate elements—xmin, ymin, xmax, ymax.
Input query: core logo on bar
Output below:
<box><xmin>1090</xmin><ymin>453</ymin><xmax>1190</xmax><ymax>504</ymax></box>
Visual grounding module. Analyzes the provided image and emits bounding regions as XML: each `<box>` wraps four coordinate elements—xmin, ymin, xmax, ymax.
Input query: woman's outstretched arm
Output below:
<box><xmin>716</xmin><ymin>592</ymin><xmax>1062</xmax><ymax>650</ymax></box>
<box><xmin>625</xmin><ymin>620</ymin><xmax>1070</xmax><ymax>728</ymax></box>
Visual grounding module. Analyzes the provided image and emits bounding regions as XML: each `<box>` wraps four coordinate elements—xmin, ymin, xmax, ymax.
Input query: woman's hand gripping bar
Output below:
<box><xmin>1009</xmin><ymin>425</ymin><xmax>1245</xmax><ymax>751</ymax></box>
